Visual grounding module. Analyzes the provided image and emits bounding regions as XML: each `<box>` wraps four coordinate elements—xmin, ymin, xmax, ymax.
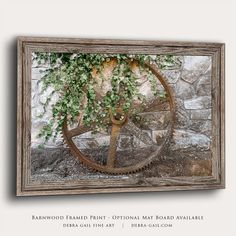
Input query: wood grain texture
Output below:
<box><xmin>16</xmin><ymin>37</ymin><xmax>225</xmax><ymax>196</ymax></box>
<box><xmin>16</xmin><ymin>38</ymin><xmax>23</xmax><ymax>196</ymax></box>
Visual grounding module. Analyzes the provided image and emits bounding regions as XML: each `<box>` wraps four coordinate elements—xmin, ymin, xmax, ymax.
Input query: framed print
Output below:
<box><xmin>16</xmin><ymin>37</ymin><xmax>225</xmax><ymax>196</ymax></box>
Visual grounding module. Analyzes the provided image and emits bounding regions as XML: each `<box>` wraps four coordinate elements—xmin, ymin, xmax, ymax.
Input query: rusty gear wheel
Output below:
<box><xmin>62</xmin><ymin>61</ymin><xmax>175</xmax><ymax>174</ymax></box>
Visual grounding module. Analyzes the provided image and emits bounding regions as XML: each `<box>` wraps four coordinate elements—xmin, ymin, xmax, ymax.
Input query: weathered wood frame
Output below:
<box><xmin>16</xmin><ymin>37</ymin><xmax>225</xmax><ymax>196</ymax></box>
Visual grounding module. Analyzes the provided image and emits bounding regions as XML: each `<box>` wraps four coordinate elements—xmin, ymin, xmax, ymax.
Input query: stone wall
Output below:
<box><xmin>31</xmin><ymin>55</ymin><xmax>212</xmax><ymax>180</ymax></box>
<box><xmin>32</xmin><ymin>55</ymin><xmax>212</xmax><ymax>151</ymax></box>
<box><xmin>31</xmin><ymin>64</ymin><xmax>63</xmax><ymax>147</ymax></box>
<box><xmin>163</xmin><ymin>56</ymin><xmax>212</xmax><ymax>149</ymax></box>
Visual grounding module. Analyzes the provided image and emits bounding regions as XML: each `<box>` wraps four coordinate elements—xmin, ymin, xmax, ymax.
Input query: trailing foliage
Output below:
<box><xmin>33</xmin><ymin>52</ymin><xmax>181</xmax><ymax>143</ymax></box>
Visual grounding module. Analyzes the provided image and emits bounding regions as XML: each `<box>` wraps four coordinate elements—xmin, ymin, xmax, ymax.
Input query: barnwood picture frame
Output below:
<box><xmin>17</xmin><ymin>37</ymin><xmax>225</xmax><ymax>196</ymax></box>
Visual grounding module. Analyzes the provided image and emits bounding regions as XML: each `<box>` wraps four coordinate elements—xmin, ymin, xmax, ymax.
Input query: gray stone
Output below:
<box><xmin>118</xmin><ymin>135</ymin><xmax>132</xmax><ymax>149</ymax></box>
<box><xmin>139</xmin><ymin>111</ymin><xmax>171</xmax><ymax>130</ymax></box>
<box><xmin>72</xmin><ymin>137</ymin><xmax>89</xmax><ymax>149</ymax></box>
<box><xmin>181</xmin><ymin>70</ymin><xmax>202</xmax><ymax>84</ymax></box>
<box><xmin>31</xmin><ymin>72</ymin><xmax>41</xmax><ymax>81</ymax></box>
<box><xmin>31</xmin><ymin>147</ymin><xmax>101</xmax><ymax>180</ymax></box>
<box><xmin>172</xmin><ymin>129</ymin><xmax>210</xmax><ymax>150</ymax></box>
<box><xmin>183</xmin><ymin>56</ymin><xmax>211</xmax><ymax>71</ymax></box>
<box><xmin>31</xmin><ymin>127</ymin><xmax>64</xmax><ymax>149</ymax></box>
<box><xmin>32</xmin><ymin>68</ymin><xmax>47</xmax><ymax>80</ymax></box>
<box><xmin>175</xmin><ymin>97</ymin><xmax>184</xmax><ymax>108</ymax></box>
<box><xmin>196</xmin><ymin>84</ymin><xmax>211</xmax><ymax>96</ymax></box>
<box><xmin>77</xmin><ymin>131</ymin><xmax>108</xmax><ymax>139</ymax></box>
<box><xmin>124</xmin><ymin>122</ymin><xmax>155</xmax><ymax>146</ymax></box>
<box><xmin>174</xmin><ymin>98</ymin><xmax>191</xmax><ymax>129</ymax></box>
<box><xmin>137</xmin><ymin>80</ymin><xmax>156</xmax><ymax>101</ymax></box>
<box><xmin>189</xmin><ymin>120</ymin><xmax>212</xmax><ymax>136</ymax></box>
<box><xmin>184</xmin><ymin>96</ymin><xmax>211</xmax><ymax>110</ymax></box>
<box><xmin>31</xmin><ymin>79</ymin><xmax>38</xmax><ymax>93</ymax></box>
<box><xmin>73</xmin><ymin>135</ymin><xmax>110</xmax><ymax>150</ymax></box>
<box><xmin>175</xmin><ymin>78</ymin><xmax>195</xmax><ymax>99</ymax></box>
<box><xmin>136</xmin><ymin>130</ymin><xmax>153</xmax><ymax>148</ymax></box>
<box><xmin>175</xmin><ymin>109</ymin><xmax>190</xmax><ymax>129</ymax></box>
<box><xmin>197</xmin><ymin>74</ymin><xmax>211</xmax><ymax>84</ymax></box>
<box><xmin>190</xmin><ymin>109</ymin><xmax>211</xmax><ymax>120</ymax></box>
<box><xmin>196</xmin><ymin>75</ymin><xmax>211</xmax><ymax>96</ymax></box>
<box><xmin>201</xmin><ymin>120</ymin><xmax>212</xmax><ymax>136</ymax></box>
<box><xmin>95</xmin><ymin>136</ymin><xmax>110</xmax><ymax>147</ymax></box>
<box><xmin>32</xmin><ymin>106</ymin><xmax>44</xmax><ymax>118</ymax></box>
<box><xmin>181</xmin><ymin>56</ymin><xmax>211</xmax><ymax>84</ymax></box>
<box><xmin>86</xmin><ymin>140</ymin><xmax>100</xmax><ymax>149</ymax></box>
<box><xmin>160</xmin><ymin>70</ymin><xmax>181</xmax><ymax>84</ymax></box>
<box><xmin>204</xmin><ymin>63</ymin><xmax>212</xmax><ymax>76</ymax></box>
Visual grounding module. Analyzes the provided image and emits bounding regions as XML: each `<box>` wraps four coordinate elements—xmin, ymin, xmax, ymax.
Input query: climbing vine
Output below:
<box><xmin>33</xmin><ymin>52</ymin><xmax>181</xmax><ymax>143</ymax></box>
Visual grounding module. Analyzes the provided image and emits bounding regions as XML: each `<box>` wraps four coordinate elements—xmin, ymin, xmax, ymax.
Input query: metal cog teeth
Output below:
<box><xmin>62</xmin><ymin>121</ymin><xmax>171</xmax><ymax>175</ymax></box>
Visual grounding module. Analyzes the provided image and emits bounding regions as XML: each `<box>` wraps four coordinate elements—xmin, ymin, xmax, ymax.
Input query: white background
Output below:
<box><xmin>0</xmin><ymin>0</ymin><xmax>235</xmax><ymax>235</ymax></box>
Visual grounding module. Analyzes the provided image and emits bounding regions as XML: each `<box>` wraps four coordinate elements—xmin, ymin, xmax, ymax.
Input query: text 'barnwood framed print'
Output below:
<box><xmin>17</xmin><ymin>37</ymin><xmax>225</xmax><ymax>196</ymax></box>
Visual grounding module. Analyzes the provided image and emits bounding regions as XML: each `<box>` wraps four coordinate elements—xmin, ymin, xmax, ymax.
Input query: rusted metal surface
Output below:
<box><xmin>61</xmin><ymin>60</ymin><xmax>176</xmax><ymax>174</ymax></box>
<box><xmin>107</xmin><ymin>108</ymin><xmax>127</xmax><ymax>167</ymax></box>
<box><xmin>107</xmin><ymin>123</ymin><xmax>121</xmax><ymax>168</ymax></box>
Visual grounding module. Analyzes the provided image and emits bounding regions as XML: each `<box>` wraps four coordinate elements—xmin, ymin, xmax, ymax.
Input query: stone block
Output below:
<box><xmin>175</xmin><ymin>98</ymin><xmax>191</xmax><ymax>129</ymax></box>
<box><xmin>175</xmin><ymin>109</ymin><xmax>190</xmax><ymax>129</ymax></box>
<box><xmin>137</xmin><ymin>130</ymin><xmax>153</xmax><ymax>148</ymax></box>
<box><xmin>172</xmin><ymin>129</ymin><xmax>210</xmax><ymax>150</ymax></box>
<box><xmin>32</xmin><ymin>67</ymin><xmax>47</xmax><ymax>80</ymax></box>
<box><xmin>181</xmin><ymin>56</ymin><xmax>211</xmax><ymax>84</ymax></box>
<box><xmin>181</xmin><ymin>70</ymin><xmax>202</xmax><ymax>84</ymax></box>
<box><xmin>31</xmin><ymin>125</ymin><xmax>64</xmax><ymax>149</ymax></box>
<box><xmin>141</xmin><ymin>98</ymin><xmax>170</xmax><ymax>112</ymax></box>
<box><xmin>138</xmin><ymin>111</ymin><xmax>171</xmax><ymax>130</ymax></box>
<box><xmin>137</xmin><ymin>80</ymin><xmax>157</xmax><ymax>101</ymax></box>
<box><xmin>196</xmin><ymin>75</ymin><xmax>211</xmax><ymax>96</ymax></box>
<box><xmin>175</xmin><ymin>78</ymin><xmax>195</xmax><ymax>99</ymax></box>
<box><xmin>190</xmin><ymin>109</ymin><xmax>211</xmax><ymax>120</ymax></box>
<box><xmin>73</xmin><ymin>135</ymin><xmax>110</xmax><ymax>150</ymax></box>
<box><xmin>118</xmin><ymin>135</ymin><xmax>132</xmax><ymax>149</ymax></box>
<box><xmin>184</xmin><ymin>96</ymin><xmax>211</xmax><ymax>110</ymax></box>
<box><xmin>78</xmin><ymin>131</ymin><xmax>107</xmax><ymax>139</ymax></box>
<box><xmin>189</xmin><ymin>120</ymin><xmax>212</xmax><ymax>136</ymax></box>
<box><xmin>160</xmin><ymin>70</ymin><xmax>181</xmax><ymax>84</ymax></box>
<box><xmin>183</xmin><ymin>56</ymin><xmax>211</xmax><ymax>71</ymax></box>
<box><xmin>31</xmin><ymin>106</ymin><xmax>45</xmax><ymax>118</ymax></box>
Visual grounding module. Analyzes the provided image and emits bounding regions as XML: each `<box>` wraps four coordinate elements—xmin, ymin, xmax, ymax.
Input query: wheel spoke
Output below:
<box><xmin>124</xmin><ymin>120</ymin><xmax>156</xmax><ymax>146</ymax></box>
<box><xmin>67</xmin><ymin>126</ymin><xmax>89</xmax><ymax>139</ymax></box>
<box><xmin>107</xmin><ymin>123</ymin><xmax>121</xmax><ymax>168</ymax></box>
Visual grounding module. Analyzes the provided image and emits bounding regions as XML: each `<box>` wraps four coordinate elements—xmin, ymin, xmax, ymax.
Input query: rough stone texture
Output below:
<box><xmin>189</xmin><ymin>120</ymin><xmax>212</xmax><ymax>136</ymax></box>
<box><xmin>31</xmin><ymin>147</ymin><xmax>212</xmax><ymax>181</ymax></box>
<box><xmin>175</xmin><ymin>78</ymin><xmax>195</xmax><ymax>99</ymax></box>
<box><xmin>184</xmin><ymin>96</ymin><xmax>211</xmax><ymax>110</ymax></box>
<box><xmin>183</xmin><ymin>56</ymin><xmax>211</xmax><ymax>71</ymax></box>
<box><xmin>141</xmin><ymin>150</ymin><xmax>212</xmax><ymax>178</ymax></box>
<box><xmin>175</xmin><ymin>98</ymin><xmax>191</xmax><ymax>129</ymax></box>
<box><xmin>160</xmin><ymin>70</ymin><xmax>181</xmax><ymax>84</ymax></box>
<box><xmin>73</xmin><ymin>135</ymin><xmax>110</xmax><ymax>150</ymax></box>
<box><xmin>190</xmin><ymin>109</ymin><xmax>211</xmax><ymax>120</ymax></box>
<box><xmin>181</xmin><ymin>56</ymin><xmax>211</xmax><ymax>84</ymax></box>
<box><xmin>31</xmin><ymin>55</ymin><xmax>213</xmax><ymax>180</ymax></box>
<box><xmin>138</xmin><ymin>111</ymin><xmax>171</xmax><ymax>130</ymax></box>
<box><xmin>201</xmin><ymin>121</ymin><xmax>212</xmax><ymax>136</ymax></box>
<box><xmin>196</xmin><ymin>75</ymin><xmax>211</xmax><ymax>96</ymax></box>
<box><xmin>171</xmin><ymin>130</ymin><xmax>210</xmax><ymax>150</ymax></box>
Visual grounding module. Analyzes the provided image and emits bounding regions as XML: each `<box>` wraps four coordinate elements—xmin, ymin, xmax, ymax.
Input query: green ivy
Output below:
<box><xmin>33</xmin><ymin>52</ymin><xmax>181</xmax><ymax>143</ymax></box>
